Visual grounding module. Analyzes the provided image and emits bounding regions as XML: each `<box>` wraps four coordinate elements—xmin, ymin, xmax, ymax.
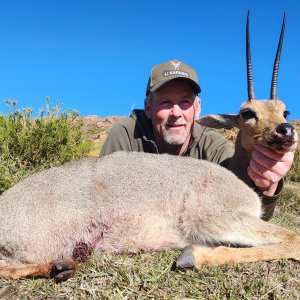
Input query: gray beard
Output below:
<box><xmin>162</xmin><ymin>131</ymin><xmax>190</xmax><ymax>145</ymax></box>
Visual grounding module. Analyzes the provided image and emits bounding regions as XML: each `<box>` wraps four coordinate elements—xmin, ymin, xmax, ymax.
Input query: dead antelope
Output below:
<box><xmin>198</xmin><ymin>12</ymin><xmax>297</xmax><ymax>186</ymax></box>
<box><xmin>0</xmin><ymin>13</ymin><xmax>299</xmax><ymax>283</ymax></box>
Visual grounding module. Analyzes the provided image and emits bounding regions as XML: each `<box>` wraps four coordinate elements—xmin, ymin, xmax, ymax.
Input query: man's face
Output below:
<box><xmin>145</xmin><ymin>80</ymin><xmax>200</xmax><ymax>147</ymax></box>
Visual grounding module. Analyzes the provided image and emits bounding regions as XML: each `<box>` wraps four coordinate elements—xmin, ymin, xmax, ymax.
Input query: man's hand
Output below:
<box><xmin>247</xmin><ymin>144</ymin><xmax>294</xmax><ymax>196</ymax></box>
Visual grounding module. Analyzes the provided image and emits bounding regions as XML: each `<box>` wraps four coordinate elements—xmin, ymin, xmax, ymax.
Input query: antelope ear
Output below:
<box><xmin>196</xmin><ymin>114</ymin><xmax>240</xmax><ymax>129</ymax></box>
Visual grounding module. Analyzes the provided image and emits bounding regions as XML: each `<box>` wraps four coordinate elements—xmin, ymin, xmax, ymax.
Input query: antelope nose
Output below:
<box><xmin>276</xmin><ymin>123</ymin><xmax>294</xmax><ymax>136</ymax></box>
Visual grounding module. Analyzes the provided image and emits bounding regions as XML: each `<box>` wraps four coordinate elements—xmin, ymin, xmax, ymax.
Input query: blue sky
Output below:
<box><xmin>0</xmin><ymin>0</ymin><xmax>299</xmax><ymax>120</ymax></box>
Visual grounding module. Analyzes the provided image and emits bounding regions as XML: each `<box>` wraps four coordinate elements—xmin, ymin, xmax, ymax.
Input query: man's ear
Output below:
<box><xmin>194</xmin><ymin>97</ymin><xmax>201</xmax><ymax>119</ymax></box>
<box><xmin>196</xmin><ymin>114</ymin><xmax>240</xmax><ymax>129</ymax></box>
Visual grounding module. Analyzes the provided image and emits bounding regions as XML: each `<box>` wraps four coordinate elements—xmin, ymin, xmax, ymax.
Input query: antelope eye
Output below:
<box><xmin>241</xmin><ymin>110</ymin><xmax>256</xmax><ymax>121</ymax></box>
<box><xmin>283</xmin><ymin>110</ymin><xmax>290</xmax><ymax>119</ymax></box>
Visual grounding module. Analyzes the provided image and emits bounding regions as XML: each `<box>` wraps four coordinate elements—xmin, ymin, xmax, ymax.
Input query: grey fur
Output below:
<box><xmin>0</xmin><ymin>151</ymin><xmax>262</xmax><ymax>264</ymax></box>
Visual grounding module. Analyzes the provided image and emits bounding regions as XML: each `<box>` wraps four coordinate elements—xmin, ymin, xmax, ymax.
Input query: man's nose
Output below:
<box><xmin>170</xmin><ymin>104</ymin><xmax>182</xmax><ymax>117</ymax></box>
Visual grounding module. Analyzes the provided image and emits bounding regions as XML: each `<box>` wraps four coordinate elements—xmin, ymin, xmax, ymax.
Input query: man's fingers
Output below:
<box><xmin>252</xmin><ymin>150</ymin><xmax>277</xmax><ymax>169</ymax></box>
<box><xmin>250</xmin><ymin>159</ymin><xmax>272</xmax><ymax>178</ymax></box>
<box><xmin>247</xmin><ymin>166</ymin><xmax>273</xmax><ymax>188</ymax></box>
<box><xmin>252</xmin><ymin>150</ymin><xmax>292</xmax><ymax>176</ymax></box>
<box><xmin>254</xmin><ymin>144</ymin><xmax>294</xmax><ymax>161</ymax></box>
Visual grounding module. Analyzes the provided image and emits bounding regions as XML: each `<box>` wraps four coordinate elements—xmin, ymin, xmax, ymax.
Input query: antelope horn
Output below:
<box><xmin>246</xmin><ymin>11</ymin><xmax>255</xmax><ymax>101</ymax></box>
<box><xmin>270</xmin><ymin>13</ymin><xmax>286</xmax><ymax>100</ymax></box>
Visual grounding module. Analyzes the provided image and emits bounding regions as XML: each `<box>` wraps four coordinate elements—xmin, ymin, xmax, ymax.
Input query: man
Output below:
<box><xmin>100</xmin><ymin>59</ymin><xmax>294</xmax><ymax>220</ymax></box>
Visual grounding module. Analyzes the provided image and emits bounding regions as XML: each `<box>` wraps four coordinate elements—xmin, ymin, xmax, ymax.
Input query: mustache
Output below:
<box><xmin>166</xmin><ymin>120</ymin><xmax>187</xmax><ymax>126</ymax></box>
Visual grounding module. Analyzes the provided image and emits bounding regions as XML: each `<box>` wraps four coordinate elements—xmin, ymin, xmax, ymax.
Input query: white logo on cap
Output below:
<box><xmin>171</xmin><ymin>61</ymin><xmax>181</xmax><ymax>70</ymax></box>
<box><xmin>162</xmin><ymin>61</ymin><xmax>189</xmax><ymax>78</ymax></box>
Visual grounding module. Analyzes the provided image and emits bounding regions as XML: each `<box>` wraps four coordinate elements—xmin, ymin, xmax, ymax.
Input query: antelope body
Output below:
<box><xmin>0</xmin><ymin>149</ymin><xmax>298</xmax><ymax>282</ymax></box>
<box><xmin>0</xmin><ymin>12</ymin><xmax>299</xmax><ymax>282</ymax></box>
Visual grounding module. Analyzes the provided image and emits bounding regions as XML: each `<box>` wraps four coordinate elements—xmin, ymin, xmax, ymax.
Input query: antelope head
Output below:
<box><xmin>197</xmin><ymin>12</ymin><xmax>298</xmax><ymax>154</ymax></box>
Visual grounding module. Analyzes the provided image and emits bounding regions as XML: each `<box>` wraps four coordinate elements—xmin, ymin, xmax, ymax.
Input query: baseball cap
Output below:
<box><xmin>146</xmin><ymin>59</ymin><xmax>201</xmax><ymax>96</ymax></box>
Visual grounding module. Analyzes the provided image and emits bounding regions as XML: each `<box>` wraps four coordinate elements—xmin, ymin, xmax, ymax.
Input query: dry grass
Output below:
<box><xmin>1</xmin><ymin>254</ymin><xmax>299</xmax><ymax>299</ymax></box>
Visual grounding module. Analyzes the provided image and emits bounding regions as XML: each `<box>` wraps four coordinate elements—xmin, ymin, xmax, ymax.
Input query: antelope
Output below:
<box><xmin>197</xmin><ymin>12</ymin><xmax>297</xmax><ymax>188</ymax></box>
<box><xmin>0</xmin><ymin>13</ymin><xmax>298</xmax><ymax>283</ymax></box>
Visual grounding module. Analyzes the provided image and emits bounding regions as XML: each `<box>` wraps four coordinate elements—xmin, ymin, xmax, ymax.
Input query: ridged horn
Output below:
<box><xmin>246</xmin><ymin>11</ymin><xmax>255</xmax><ymax>101</ymax></box>
<box><xmin>270</xmin><ymin>13</ymin><xmax>286</xmax><ymax>100</ymax></box>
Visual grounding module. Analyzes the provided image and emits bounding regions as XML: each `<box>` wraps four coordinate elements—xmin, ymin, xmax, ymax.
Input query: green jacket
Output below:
<box><xmin>100</xmin><ymin>109</ymin><xmax>281</xmax><ymax>221</ymax></box>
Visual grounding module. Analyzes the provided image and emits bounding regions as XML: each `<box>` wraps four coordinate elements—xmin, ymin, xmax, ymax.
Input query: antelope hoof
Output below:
<box><xmin>50</xmin><ymin>259</ymin><xmax>76</xmax><ymax>283</ymax></box>
<box><xmin>176</xmin><ymin>245</ymin><xmax>195</xmax><ymax>269</ymax></box>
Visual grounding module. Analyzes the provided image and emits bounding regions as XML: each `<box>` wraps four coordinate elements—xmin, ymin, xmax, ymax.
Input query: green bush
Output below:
<box><xmin>0</xmin><ymin>99</ymin><xmax>92</xmax><ymax>193</ymax></box>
